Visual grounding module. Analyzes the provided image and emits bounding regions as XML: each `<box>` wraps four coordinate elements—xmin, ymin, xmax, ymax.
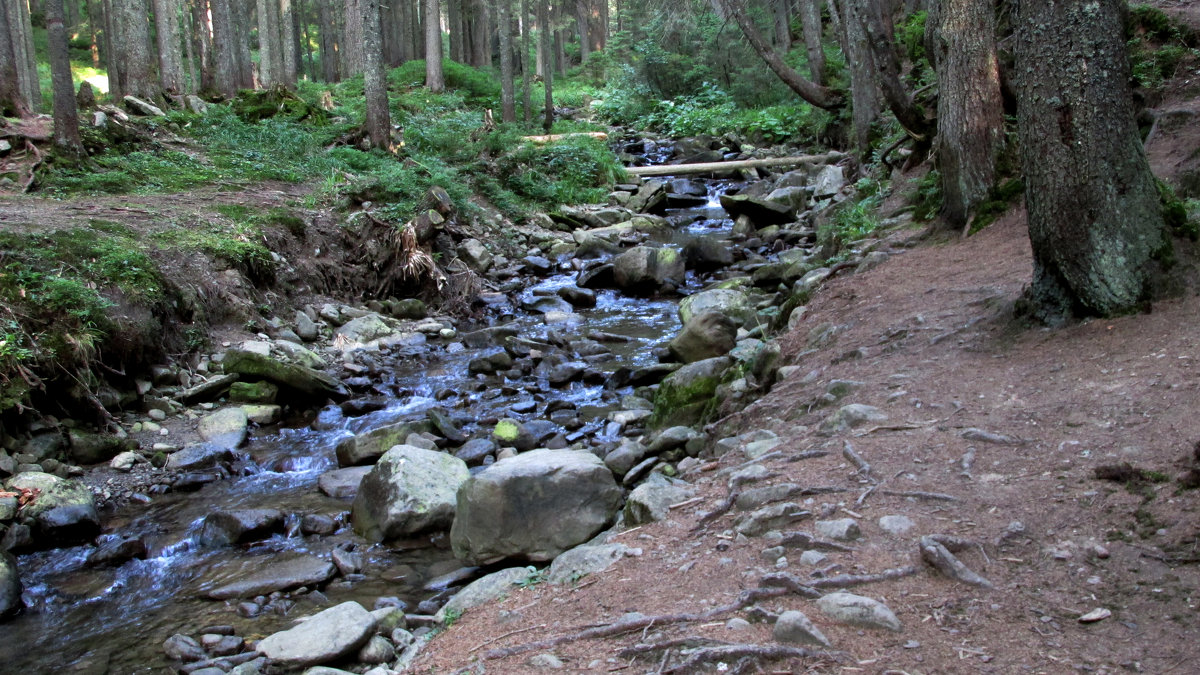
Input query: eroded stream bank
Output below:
<box><xmin>0</xmin><ymin>137</ymin><xmax>890</xmax><ymax>673</ymax></box>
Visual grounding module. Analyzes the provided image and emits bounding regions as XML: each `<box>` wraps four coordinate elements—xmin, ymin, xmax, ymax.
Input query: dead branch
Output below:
<box><xmin>879</xmin><ymin>489</ymin><xmax>959</xmax><ymax>502</ymax></box>
<box><xmin>807</xmin><ymin>566</ymin><xmax>919</xmax><ymax>589</ymax></box>
<box><xmin>758</xmin><ymin>572</ymin><xmax>821</xmax><ymax>598</ymax></box>
<box><xmin>626</xmin><ymin>152</ymin><xmax>845</xmax><ymax>177</ymax></box>
<box><xmin>919</xmin><ymin>536</ymin><xmax>993</xmax><ymax>588</ymax></box>
<box><xmin>691</xmin><ymin>489</ymin><xmax>741</xmax><ymax>532</ymax></box>
<box><xmin>469</xmin><ymin>623</ymin><xmax>548</xmax><ymax>653</ymax></box>
<box><xmin>617</xmin><ymin>637</ymin><xmax>732</xmax><ymax>659</ymax></box>
<box><xmin>842</xmin><ymin>440</ymin><xmax>873</xmax><ymax>481</ymax></box>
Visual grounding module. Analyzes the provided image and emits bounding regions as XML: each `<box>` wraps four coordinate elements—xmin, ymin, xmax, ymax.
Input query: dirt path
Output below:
<box><xmin>411</xmin><ymin>206</ymin><xmax>1200</xmax><ymax>673</ymax></box>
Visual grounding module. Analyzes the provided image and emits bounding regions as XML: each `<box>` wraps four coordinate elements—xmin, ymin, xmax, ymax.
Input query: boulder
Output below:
<box><xmin>1</xmin><ymin>550</ymin><xmax>21</xmax><ymax>617</ymax></box>
<box><xmin>336</xmin><ymin>422</ymin><xmax>417</xmax><ymax>467</ymax></box>
<box><xmin>388</xmin><ymin>298</ymin><xmax>427</xmax><ymax>320</ymax></box>
<box><xmin>67</xmin><ymin>430</ymin><xmax>128</xmax><ymax>465</ymax></box>
<box><xmin>557</xmin><ymin>285</ymin><xmax>597</xmax><ymax>309</ymax></box>
<box><xmin>627</xmin><ymin>179</ymin><xmax>667</xmax><ymax>213</ymax></box>
<box><xmin>222</xmin><ymin>349</ymin><xmax>347</xmax><ymax>402</ymax></box>
<box><xmin>682</xmin><ymin>236</ymin><xmax>735</xmax><ymax>270</ymax></box>
<box><xmin>351</xmin><ymin>445</ymin><xmax>470</xmax><ymax>541</ymax></box>
<box><xmin>201</xmin><ymin>552</ymin><xmax>335</xmax><ymax>599</ymax></box>
<box><xmin>678</xmin><ymin>288</ymin><xmax>755</xmax><ymax>327</ymax></box>
<box><xmin>434</xmin><ymin>567</ymin><xmax>533</xmax><ymax>623</ymax></box>
<box><xmin>718</xmin><ymin>194</ymin><xmax>794</xmax><ymax>226</ymax></box>
<box><xmin>229</xmin><ymin>380</ymin><xmax>279</xmax><ymax>404</ymax></box>
<box><xmin>124</xmin><ymin>95</ymin><xmax>165</xmax><ymax>116</ymax></box>
<box><xmin>811</xmin><ymin>165</ymin><xmax>846</xmax><ymax>198</ymax></box>
<box><xmin>177</xmin><ymin>373</ymin><xmax>240</xmax><ymax>404</ymax></box>
<box><xmin>335</xmin><ymin>314</ymin><xmax>395</xmax><ymax>343</ymax></box>
<box><xmin>165</xmin><ymin>443</ymin><xmax>236</xmax><ymax>471</ymax></box>
<box><xmin>668</xmin><ymin>311</ymin><xmax>738</xmax><ymax>363</ymax></box>
<box><xmin>457</xmin><ymin>239</ymin><xmax>493</xmax><ymax>273</ymax></box>
<box><xmin>454</xmin><ymin>438</ymin><xmax>496</xmax><ymax>465</ymax></box>
<box><xmin>257</xmin><ymin>601</ymin><xmax>376</xmax><ymax>668</ymax></box>
<box><xmin>294</xmin><ymin>311</ymin><xmax>321</xmax><ymax>341</ymax></box>
<box><xmin>624</xmin><ymin>475</ymin><xmax>697</xmax><ymax>525</ymax></box>
<box><xmin>450</xmin><ymin>450</ymin><xmax>622</xmax><ymax>565</ymax></box>
<box><xmin>5</xmin><ymin>472</ymin><xmax>99</xmax><ymax>547</ymax></box>
<box><xmin>612</xmin><ymin>246</ymin><xmax>685</xmax><ymax>294</ymax></box>
<box><xmin>773</xmin><ymin>610</ymin><xmax>830</xmax><ymax>647</ymax></box>
<box><xmin>198</xmin><ymin>407</ymin><xmax>249</xmax><ymax>450</ymax></box>
<box><xmin>547</xmin><ymin>543</ymin><xmax>631</xmax><ymax>584</ymax></box>
<box><xmin>766</xmin><ymin>185</ymin><xmax>812</xmax><ymax>212</ymax></box>
<box><xmin>199</xmin><ymin>509</ymin><xmax>286</xmax><ymax>546</ymax></box>
<box><xmin>650</xmin><ymin>356</ymin><xmax>733</xmax><ymax>428</ymax></box>
<box><xmin>816</xmin><ymin>592</ymin><xmax>901</xmax><ymax>632</ymax></box>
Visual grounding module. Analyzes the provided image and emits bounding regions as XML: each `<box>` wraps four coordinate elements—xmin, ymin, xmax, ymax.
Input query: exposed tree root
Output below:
<box><xmin>920</xmin><ymin>535</ymin><xmax>994</xmax><ymax>588</ymax></box>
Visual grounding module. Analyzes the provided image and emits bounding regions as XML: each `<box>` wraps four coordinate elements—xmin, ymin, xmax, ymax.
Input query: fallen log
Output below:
<box><xmin>626</xmin><ymin>152</ymin><xmax>845</xmax><ymax>177</ymax></box>
<box><xmin>521</xmin><ymin>131</ymin><xmax>608</xmax><ymax>144</ymax></box>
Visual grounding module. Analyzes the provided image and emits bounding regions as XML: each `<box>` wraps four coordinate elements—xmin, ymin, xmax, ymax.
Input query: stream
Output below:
<box><xmin>0</xmin><ymin>156</ymin><xmax>766</xmax><ymax>674</ymax></box>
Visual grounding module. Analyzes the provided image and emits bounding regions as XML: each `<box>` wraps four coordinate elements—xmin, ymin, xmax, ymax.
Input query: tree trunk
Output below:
<box><xmin>1015</xmin><ymin>0</ymin><xmax>1169</xmax><ymax>320</ymax></box>
<box><xmin>831</xmin><ymin>0</ymin><xmax>878</xmax><ymax>152</ymax></box>
<box><xmin>498</xmin><ymin>0</ymin><xmax>515</xmax><ymax>122</ymax></box>
<box><xmin>6</xmin><ymin>0</ymin><xmax>41</xmax><ymax>110</ymax></box>
<box><xmin>470</xmin><ymin>0</ymin><xmax>489</xmax><ymax>68</ymax></box>
<box><xmin>104</xmin><ymin>0</ymin><xmax>124</xmax><ymax>98</ymax></box>
<box><xmin>343</xmin><ymin>0</ymin><xmax>364</xmax><ymax>76</ymax></box>
<box><xmin>712</xmin><ymin>0</ymin><xmax>840</xmax><ymax>109</ymax></box>
<box><xmin>361</xmin><ymin>0</ymin><xmax>390</xmax><ymax>149</ymax></box>
<box><xmin>552</xmin><ymin>1</ymin><xmax>565</xmax><ymax>75</ymax></box>
<box><xmin>233</xmin><ymin>0</ymin><xmax>255</xmax><ymax>88</ymax></box>
<box><xmin>209</xmin><ymin>0</ymin><xmax>241</xmax><ymax>96</ymax></box>
<box><xmin>154</xmin><ymin>0</ymin><xmax>185</xmax><ymax>93</ymax></box>
<box><xmin>798</xmin><ymin>0</ymin><xmax>824</xmax><ymax>85</ymax></box>
<box><xmin>851</xmin><ymin>0</ymin><xmax>928</xmax><ymax>138</ymax></box>
<box><xmin>773</xmin><ymin>0</ymin><xmax>791</xmax><ymax>54</ymax></box>
<box><xmin>574</xmin><ymin>0</ymin><xmax>588</xmax><ymax>63</ymax></box>
<box><xmin>192</xmin><ymin>0</ymin><xmax>215</xmax><ymax>92</ymax></box>
<box><xmin>280</xmin><ymin>0</ymin><xmax>299</xmax><ymax>85</ymax></box>
<box><xmin>425</xmin><ymin>0</ymin><xmax>444</xmax><ymax>91</ymax></box>
<box><xmin>116</xmin><ymin>0</ymin><xmax>157</xmax><ymax>100</ymax></box>
<box><xmin>447</xmin><ymin>0</ymin><xmax>462</xmax><ymax>62</ymax></box>
<box><xmin>183</xmin><ymin>2</ymin><xmax>198</xmax><ymax>91</ymax></box>
<box><xmin>257</xmin><ymin>0</ymin><xmax>281</xmax><ymax>86</ymax></box>
<box><xmin>0</xmin><ymin>1</ymin><xmax>32</xmax><ymax>117</ymax></box>
<box><xmin>538</xmin><ymin>0</ymin><xmax>551</xmax><ymax>131</ymax></box>
<box><xmin>88</xmin><ymin>0</ymin><xmax>104</xmax><ymax>69</ymax></box>
<box><xmin>933</xmin><ymin>0</ymin><xmax>1002</xmax><ymax>229</ymax></box>
<box><xmin>46</xmin><ymin>0</ymin><xmax>85</xmax><ymax>156</ymax></box>
<box><xmin>317</xmin><ymin>0</ymin><xmax>341</xmax><ymax>82</ymax></box>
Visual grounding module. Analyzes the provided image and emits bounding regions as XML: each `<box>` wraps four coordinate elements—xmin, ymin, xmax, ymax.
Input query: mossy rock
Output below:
<box><xmin>650</xmin><ymin>356</ymin><xmax>734</xmax><ymax>428</ymax></box>
<box><xmin>229</xmin><ymin>380</ymin><xmax>279</xmax><ymax>404</ymax></box>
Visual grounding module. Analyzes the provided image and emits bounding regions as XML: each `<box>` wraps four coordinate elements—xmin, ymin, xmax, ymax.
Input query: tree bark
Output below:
<box><xmin>361</xmin><ymin>0</ymin><xmax>390</xmax><ymax>149</ymax></box>
<box><xmin>538</xmin><ymin>0</ymin><xmax>552</xmax><ymax>131</ymax></box>
<box><xmin>154</xmin><ymin>0</ymin><xmax>185</xmax><ymax>93</ymax></box>
<box><xmin>712</xmin><ymin>0</ymin><xmax>840</xmax><ymax>109</ymax></box>
<box><xmin>317</xmin><ymin>0</ymin><xmax>341</xmax><ymax>82</ymax></box>
<box><xmin>191</xmin><ymin>0</ymin><xmax>215</xmax><ymax>92</ymax></box>
<box><xmin>343</xmin><ymin>0</ymin><xmax>365</xmax><ymax>76</ymax></box>
<box><xmin>88</xmin><ymin>0</ymin><xmax>104</xmax><ymax>69</ymax></box>
<box><xmin>851</xmin><ymin>0</ymin><xmax>928</xmax><ymax>138</ymax></box>
<box><xmin>209</xmin><ymin>0</ymin><xmax>241</xmax><ymax>96</ymax></box>
<box><xmin>425</xmin><ymin>0</ymin><xmax>445</xmax><ymax>91</ymax></box>
<box><xmin>498</xmin><ymin>0</ymin><xmax>515</xmax><ymax>122</ymax></box>
<box><xmin>773</xmin><ymin>0</ymin><xmax>791</xmax><ymax>54</ymax></box>
<box><xmin>233</xmin><ymin>0</ymin><xmax>255</xmax><ymax>88</ymax></box>
<box><xmin>6</xmin><ymin>0</ymin><xmax>41</xmax><ymax>110</ymax></box>
<box><xmin>574</xmin><ymin>0</ymin><xmax>589</xmax><ymax>63</ymax></box>
<box><xmin>257</xmin><ymin>0</ymin><xmax>281</xmax><ymax>85</ymax></box>
<box><xmin>0</xmin><ymin>0</ymin><xmax>32</xmax><ymax>117</ymax></box>
<box><xmin>520</xmin><ymin>0</ymin><xmax>531</xmax><ymax>122</ymax></box>
<box><xmin>470</xmin><ymin>0</ymin><xmax>490</xmax><ymax>68</ymax></box>
<box><xmin>933</xmin><ymin>0</ymin><xmax>1002</xmax><ymax>229</ymax></box>
<box><xmin>831</xmin><ymin>0</ymin><xmax>879</xmax><ymax>153</ymax></box>
<box><xmin>280</xmin><ymin>0</ymin><xmax>299</xmax><ymax>85</ymax></box>
<box><xmin>798</xmin><ymin>0</ymin><xmax>825</xmax><ymax>85</ymax></box>
<box><xmin>116</xmin><ymin>0</ymin><xmax>158</xmax><ymax>100</ymax></box>
<box><xmin>46</xmin><ymin>0</ymin><xmax>85</xmax><ymax>156</ymax></box>
<box><xmin>1015</xmin><ymin>0</ymin><xmax>1169</xmax><ymax>320</ymax></box>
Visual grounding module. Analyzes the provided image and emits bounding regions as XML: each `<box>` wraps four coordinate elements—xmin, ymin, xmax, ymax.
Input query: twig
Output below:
<box><xmin>470</xmin><ymin>623</ymin><xmax>548</xmax><ymax>653</ymax></box>
<box><xmin>669</xmin><ymin>497</ymin><xmax>704</xmax><ymax>510</ymax></box>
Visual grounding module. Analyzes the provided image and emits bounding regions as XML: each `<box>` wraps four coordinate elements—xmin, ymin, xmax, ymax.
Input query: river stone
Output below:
<box><xmin>110</xmin><ymin>451</ymin><xmax>139</xmax><ymax>472</ymax></box>
<box><xmin>547</xmin><ymin>543</ymin><xmax>631</xmax><ymax>585</ymax></box>
<box><xmin>451</xmin><ymin>449</ymin><xmax>623</xmax><ymax>565</ymax></box>
<box><xmin>433</xmin><ymin>566</ymin><xmax>533</xmax><ymax>623</ymax></box>
<box><xmin>222</xmin><ymin>349</ymin><xmax>347</xmax><ymax>402</ymax></box>
<box><xmin>257</xmin><ymin>601</ymin><xmax>376</xmax><ymax>668</ymax></box>
<box><xmin>811</xmin><ymin>165</ymin><xmax>846</xmax><ymax>198</ymax></box>
<box><xmin>668</xmin><ymin>311</ymin><xmax>738</xmax><ymax>363</ymax></box>
<box><xmin>819</xmin><ymin>404</ymin><xmax>888</xmax><ymax>434</ymax></box>
<box><xmin>557</xmin><ymin>285</ymin><xmax>596</xmax><ymax>308</ymax></box>
<box><xmin>814</xmin><ymin>518</ymin><xmax>861</xmax><ymax>541</ymax></box>
<box><xmin>773</xmin><ymin>610</ymin><xmax>831</xmax><ymax>647</ymax></box>
<box><xmin>624</xmin><ymin>474</ymin><xmax>697</xmax><ymax>525</ymax></box>
<box><xmin>199</xmin><ymin>509</ymin><xmax>286</xmax><ymax>546</ymax></box>
<box><xmin>230</xmin><ymin>380</ymin><xmax>279</xmax><ymax>404</ymax></box>
<box><xmin>336</xmin><ymin>421</ymin><xmax>416</xmax><ymax>467</ymax></box>
<box><xmin>166</xmin><ymin>443</ymin><xmax>236</xmax><ymax>471</ymax></box>
<box><xmin>1</xmin><ymin>550</ymin><xmax>21</xmax><ymax>617</ymax></box>
<box><xmin>351</xmin><ymin>445</ymin><xmax>469</xmax><ymax>541</ymax></box>
<box><xmin>198</xmin><ymin>407</ymin><xmax>249</xmax><ymax>450</ymax></box>
<box><xmin>454</xmin><ymin>438</ymin><xmax>496</xmax><ymax>466</ymax></box>
<box><xmin>427</xmin><ymin>407</ymin><xmax>467</xmax><ymax>444</ymax></box>
<box><xmin>177</xmin><ymin>373</ymin><xmax>240</xmax><ymax>404</ymax></box>
<box><xmin>650</xmin><ymin>356</ymin><xmax>733</xmax><ymax>428</ymax></box>
<box><xmin>241</xmin><ymin>404</ymin><xmax>282</xmax><ymax>425</ymax></box>
<box><xmin>335</xmin><ymin>314</ymin><xmax>395</xmax><ymax>343</ymax></box>
<box><xmin>163</xmin><ymin>633</ymin><xmax>206</xmax><ymax>662</ymax></box>
<box><xmin>67</xmin><ymin>430</ymin><xmax>126</xmax><ymax>465</ymax></box>
<box><xmin>5</xmin><ymin>472</ymin><xmax>99</xmax><ymax>546</ymax></box>
<box><xmin>294</xmin><ymin>311</ymin><xmax>320</xmax><ymax>341</ymax></box>
<box><xmin>318</xmin><ymin>466</ymin><xmax>372</xmax><ymax>499</ymax></box>
<box><xmin>678</xmin><ymin>288</ymin><xmax>755</xmax><ymax>328</ymax></box>
<box><xmin>603</xmin><ymin>439</ymin><xmax>646</xmax><ymax>477</ymax></box>
<box><xmin>719</xmin><ymin>193</ymin><xmax>794</xmax><ymax>226</ymax></box>
<box><xmin>816</xmin><ymin>592</ymin><xmax>902</xmax><ymax>632</ymax></box>
<box><xmin>202</xmin><ymin>552</ymin><xmax>336</xmax><ymax>599</ymax></box>
<box><xmin>766</xmin><ymin>185</ymin><xmax>812</xmax><ymax>212</ymax></box>
<box><xmin>458</xmin><ymin>239</ymin><xmax>493</xmax><ymax>272</ymax></box>
<box><xmin>612</xmin><ymin>246</ymin><xmax>685</xmax><ymax>294</ymax></box>
<box><xmin>357</xmin><ymin>635</ymin><xmax>395</xmax><ymax>664</ymax></box>
<box><xmin>124</xmin><ymin>94</ymin><xmax>165</xmax><ymax>116</ymax></box>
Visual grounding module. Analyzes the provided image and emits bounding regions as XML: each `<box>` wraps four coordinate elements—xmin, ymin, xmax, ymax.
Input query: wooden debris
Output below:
<box><xmin>960</xmin><ymin>427</ymin><xmax>1026</xmax><ymax>445</ymax></box>
<box><xmin>806</xmin><ymin>566</ymin><xmax>918</xmax><ymax>589</ymax></box>
<box><xmin>842</xmin><ymin>440</ymin><xmax>873</xmax><ymax>480</ymax></box>
<box><xmin>879</xmin><ymin>489</ymin><xmax>959</xmax><ymax>502</ymax></box>
<box><xmin>919</xmin><ymin>535</ymin><xmax>993</xmax><ymax>588</ymax></box>
<box><xmin>625</xmin><ymin>152</ymin><xmax>845</xmax><ymax>177</ymax></box>
<box><xmin>521</xmin><ymin>131</ymin><xmax>609</xmax><ymax>144</ymax></box>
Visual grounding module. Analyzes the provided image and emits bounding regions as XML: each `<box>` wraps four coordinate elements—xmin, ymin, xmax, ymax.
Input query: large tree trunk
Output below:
<box><xmin>425</xmin><ymin>0</ymin><xmax>445</xmax><ymax>91</ymax></box>
<box><xmin>831</xmin><ymin>0</ymin><xmax>879</xmax><ymax>153</ymax></box>
<box><xmin>574</xmin><ymin>0</ymin><xmax>589</xmax><ymax>63</ymax></box>
<box><xmin>343</xmin><ymin>0</ymin><xmax>365</xmax><ymax>76</ymax></box>
<box><xmin>233</xmin><ymin>0</ymin><xmax>255</xmax><ymax>88</ymax></box>
<box><xmin>498</xmin><ymin>0</ymin><xmax>515</xmax><ymax>122</ymax></box>
<box><xmin>209</xmin><ymin>0</ymin><xmax>241</xmax><ymax>96</ymax></box>
<box><xmin>538</xmin><ymin>0</ymin><xmax>551</xmax><ymax>131</ymax></box>
<box><xmin>361</xmin><ymin>0</ymin><xmax>390</xmax><ymax>149</ymax></box>
<box><xmin>1015</xmin><ymin>0</ymin><xmax>1169</xmax><ymax>320</ymax></box>
<box><xmin>317</xmin><ymin>0</ymin><xmax>341</xmax><ymax>82</ymax></box>
<box><xmin>183</xmin><ymin>2</ymin><xmax>198</xmax><ymax>91</ymax></box>
<box><xmin>447</xmin><ymin>0</ymin><xmax>463</xmax><ymax>62</ymax></box>
<box><xmin>520</xmin><ymin>0</ymin><xmax>531</xmax><ymax>122</ymax></box>
<box><xmin>0</xmin><ymin>0</ymin><xmax>32</xmax><ymax>117</ymax></box>
<box><xmin>851</xmin><ymin>0</ymin><xmax>928</xmax><ymax>138</ymax></box>
<box><xmin>6</xmin><ymin>0</ymin><xmax>41</xmax><ymax>110</ymax></box>
<box><xmin>154</xmin><ymin>0</ymin><xmax>185</xmax><ymax>93</ymax></box>
<box><xmin>257</xmin><ymin>0</ymin><xmax>282</xmax><ymax>86</ymax></box>
<box><xmin>470</xmin><ymin>0</ymin><xmax>489</xmax><ymax>68</ymax></box>
<box><xmin>798</xmin><ymin>0</ymin><xmax>825</xmax><ymax>85</ymax></box>
<box><xmin>280</xmin><ymin>0</ymin><xmax>299</xmax><ymax>85</ymax></box>
<box><xmin>191</xmin><ymin>0</ymin><xmax>215</xmax><ymax>92</ymax></box>
<box><xmin>46</xmin><ymin>0</ymin><xmax>85</xmax><ymax>156</ymax></box>
<box><xmin>772</xmin><ymin>0</ymin><xmax>791</xmax><ymax>53</ymax></box>
<box><xmin>712</xmin><ymin>0</ymin><xmax>840</xmax><ymax>109</ymax></box>
<box><xmin>933</xmin><ymin>0</ymin><xmax>1002</xmax><ymax>229</ymax></box>
<box><xmin>115</xmin><ymin>0</ymin><xmax>158</xmax><ymax>100</ymax></box>
<box><xmin>88</xmin><ymin>0</ymin><xmax>104</xmax><ymax>69</ymax></box>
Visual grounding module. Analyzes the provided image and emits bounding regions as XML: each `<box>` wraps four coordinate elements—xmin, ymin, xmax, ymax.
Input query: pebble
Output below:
<box><xmin>1079</xmin><ymin>607</ymin><xmax>1112</xmax><ymax>623</ymax></box>
<box><xmin>528</xmin><ymin>653</ymin><xmax>564</xmax><ymax>668</ymax></box>
<box><xmin>142</xmin><ymin>421</ymin><xmax>161</xmax><ymax>433</ymax></box>
<box><xmin>799</xmin><ymin>550</ymin><xmax>827</xmax><ymax>566</ymax></box>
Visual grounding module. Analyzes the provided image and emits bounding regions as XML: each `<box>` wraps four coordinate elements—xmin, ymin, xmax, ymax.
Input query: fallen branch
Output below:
<box><xmin>806</xmin><ymin>566</ymin><xmax>918</xmax><ymax>589</ymax></box>
<box><xmin>660</xmin><ymin>644</ymin><xmax>834</xmax><ymax>674</ymax></box>
<box><xmin>522</xmin><ymin>131</ymin><xmax>609</xmax><ymax>144</ymax></box>
<box><xmin>469</xmin><ymin>623</ymin><xmax>547</xmax><ymax>653</ymax></box>
<box><xmin>879</xmin><ymin>489</ymin><xmax>959</xmax><ymax>502</ymax></box>
<box><xmin>484</xmin><ymin>589</ymin><xmax>789</xmax><ymax>660</ymax></box>
<box><xmin>920</xmin><ymin>536</ymin><xmax>993</xmax><ymax>588</ymax></box>
<box><xmin>778</xmin><ymin>530</ymin><xmax>855</xmax><ymax>552</ymax></box>
<box><xmin>842</xmin><ymin>440</ymin><xmax>873</xmax><ymax>481</ymax></box>
<box><xmin>625</xmin><ymin>152</ymin><xmax>845</xmax><ymax>177</ymax></box>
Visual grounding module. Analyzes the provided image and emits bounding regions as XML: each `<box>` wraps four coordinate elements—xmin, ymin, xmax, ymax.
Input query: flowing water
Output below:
<box><xmin>0</xmin><ymin>164</ymin><xmax>752</xmax><ymax>674</ymax></box>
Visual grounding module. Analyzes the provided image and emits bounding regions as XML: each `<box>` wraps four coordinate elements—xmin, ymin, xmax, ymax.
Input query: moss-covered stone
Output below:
<box><xmin>650</xmin><ymin>356</ymin><xmax>734</xmax><ymax>428</ymax></box>
<box><xmin>229</xmin><ymin>380</ymin><xmax>279</xmax><ymax>404</ymax></box>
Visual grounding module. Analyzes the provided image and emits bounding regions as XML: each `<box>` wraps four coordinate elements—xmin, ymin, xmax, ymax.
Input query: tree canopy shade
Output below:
<box><xmin>1015</xmin><ymin>0</ymin><xmax>1170</xmax><ymax>321</ymax></box>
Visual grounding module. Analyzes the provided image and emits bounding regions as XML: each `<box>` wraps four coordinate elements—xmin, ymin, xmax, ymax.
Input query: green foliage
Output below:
<box><xmin>498</xmin><ymin>136</ymin><xmax>625</xmax><ymax>206</ymax></box>
<box><xmin>897</xmin><ymin>11</ymin><xmax>928</xmax><ymax>63</ymax></box>
<box><xmin>968</xmin><ymin>178</ymin><xmax>1025</xmax><ymax>234</ymax></box>
<box><xmin>1127</xmin><ymin>5</ymin><xmax>1198</xmax><ymax>91</ymax></box>
<box><xmin>1159</xmin><ymin>180</ymin><xmax>1199</xmax><ymax>240</ymax></box>
<box><xmin>152</xmin><ymin>219</ymin><xmax>278</xmax><ymax>286</ymax></box>
<box><xmin>389</xmin><ymin>60</ymin><xmax>501</xmax><ymax>106</ymax></box>
<box><xmin>820</xmin><ymin>191</ymin><xmax>883</xmax><ymax>252</ymax></box>
<box><xmin>912</xmin><ymin>169</ymin><xmax>943</xmax><ymax>222</ymax></box>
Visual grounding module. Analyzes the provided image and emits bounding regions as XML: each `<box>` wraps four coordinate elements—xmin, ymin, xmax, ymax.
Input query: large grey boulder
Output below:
<box><xmin>433</xmin><ymin>567</ymin><xmax>533</xmax><ymax>623</ymax></box>
<box><xmin>624</xmin><ymin>475</ymin><xmax>697</xmax><ymax>525</ymax></box>
<box><xmin>811</xmin><ymin>165</ymin><xmax>846</xmax><ymax>198</ymax></box>
<box><xmin>334</xmin><ymin>314</ymin><xmax>395</xmax><ymax>343</ymax></box>
<box><xmin>201</xmin><ymin>552</ymin><xmax>335</xmax><ymax>599</ymax></box>
<box><xmin>678</xmin><ymin>288</ymin><xmax>755</xmax><ymax>327</ymax></box>
<box><xmin>198</xmin><ymin>407</ymin><xmax>249</xmax><ymax>450</ymax></box>
<box><xmin>5</xmin><ymin>472</ymin><xmax>99</xmax><ymax>547</ymax></box>
<box><xmin>650</xmin><ymin>356</ymin><xmax>733</xmax><ymax>428</ymax></box>
<box><xmin>335</xmin><ymin>422</ymin><xmax>417</xmax><ymax>467</ymax></box>
<box><xmin>718</xmin><ymin>194</ymin><xmax>794</xmax><ymax>226</ymax></box>
<box><xmin>198</xmin><ymin>509</ymin><xmax>285</xmax><ymax>546</ymax></box>
<box><xmin>257</xmin><ymin>601</ymin><xmax>376</xmax><ymax>668</ymax></box>
<box><xmin>351</xmin><ymin>445</ymin><xmax>470</xmax><ymax>541</ymax></box>
<box><xmin>318</xmin><ymin>466</ymin><xmax>372</xmax><ymax>499</ymax></box>
<box><xmin>612</xmin><ymin>246</ymin><xmax>685</xmax><ymax>294</ymax></box>
<box><xmin>165</xmin><ymin>443</ymin><xmax>236</xmax><ymax>471</ymax></box>
<box><xmin>450</xmin><ymin>450</ymin><xmax>623</xmax><ymax>565</ymax></box>
<box><xmin>222</xmin><ymin>349</ymin><xmax>347</xmax><ymax>402</ymax></box>
<box><xmin>67</xmin><ymin>430</ymin><xmax>128</xmax><ymax>465</ymax></box>
<box><xmin>546</xmin><ymin>543</ymin><xmax>631</xmax><ymax>584</ymax></box>
<box><xmin>668</xmin><ymin>311</ymin><xmax>738</xmax><ymax>363</ymax></box>
<box><xmin>816</xmin><ymin>592</ymin><xmax>902</xmax><ymax>631</ymax></box>
<box><xmin>1</xmin><ymin>551</ymin><xmax>21</xmax><ymax>617</ymax></box>
<box><xmin>458</xmin><ymin>239</ymin><xmax>493</xmax><ymax>273</ymax></box>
